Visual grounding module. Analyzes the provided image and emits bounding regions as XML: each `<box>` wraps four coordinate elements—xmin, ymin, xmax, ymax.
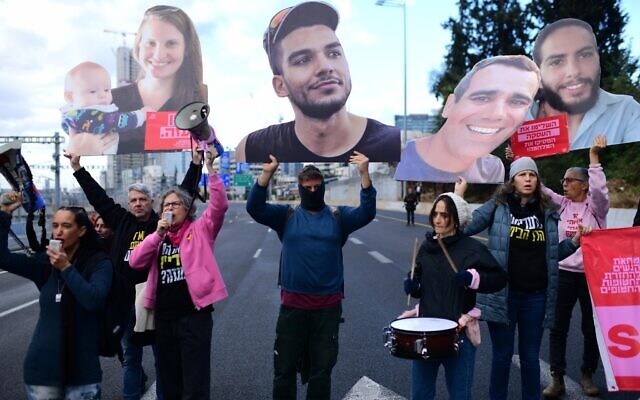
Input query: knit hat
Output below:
<box><xmin>437</xmin><ymin>192</ymin><xmax>471</xmax><ymax>228</ymax></box>
<box><xmin>509</xmin><ymin>156</ymin><xmax>539</xmax><ymax>180</ymax></box>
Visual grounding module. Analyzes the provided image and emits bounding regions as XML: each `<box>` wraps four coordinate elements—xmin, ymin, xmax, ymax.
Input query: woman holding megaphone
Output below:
<box><xmin>128</xmin><ymin>149</ymin><xmax>228</xmax><ymax>399</ymax></box>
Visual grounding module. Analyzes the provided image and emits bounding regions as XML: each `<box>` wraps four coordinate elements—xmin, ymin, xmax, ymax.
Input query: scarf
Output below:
<box><xmin>167</xmin><ymin>219</ymin><xmax>192</xmax><ymax>247</ymax></box>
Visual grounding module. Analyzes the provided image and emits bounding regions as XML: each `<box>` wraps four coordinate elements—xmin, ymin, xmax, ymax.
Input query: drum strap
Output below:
<box><xmin>436</xmin><ymin>236</ymin><xmax>458</xmax><ymax>273</ymax></box>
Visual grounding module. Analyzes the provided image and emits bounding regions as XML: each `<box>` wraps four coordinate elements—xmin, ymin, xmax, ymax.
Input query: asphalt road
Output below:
<box><xmin>1</xmin><ymin>203</ymin><xmax>639</xmax><ymax>399</ymax></box>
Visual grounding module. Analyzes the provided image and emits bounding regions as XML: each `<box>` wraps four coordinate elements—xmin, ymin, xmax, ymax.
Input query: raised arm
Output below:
<box><xmin>246</xmin><ymin>155</ymin><xmax>289</xmax><ymax>233</ymax></box>
<box><xmin>67</xmin><ymin>153</ymin><xmax>130</xmax><ymax>227</ymax></box>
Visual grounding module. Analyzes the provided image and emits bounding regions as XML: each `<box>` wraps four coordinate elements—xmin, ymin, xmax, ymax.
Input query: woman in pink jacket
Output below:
<box><xmin>129</xmin><ymin>152</ymin><xmax>228</xmax><ymax>400</ymax></box>
<box><xmin>542</xmin><ymin>136</ymin><xmax>609</xmax><ymax>398</ymax></box>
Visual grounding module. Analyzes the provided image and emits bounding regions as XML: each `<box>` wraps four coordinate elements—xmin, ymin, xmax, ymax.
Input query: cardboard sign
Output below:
<box><xmin>511</xmin><ymin>114</ymin><xmax>569</xmax><ymax>159</ymax></box>
<box><xmin>144</xmin><ymin>111</ymin><xmax>192</xmax><ymax>151</ymax></box>
<box><xmin>582</xmin><ymin>227</ymin><xmax>640</xmax><ymax>391</ymax></box>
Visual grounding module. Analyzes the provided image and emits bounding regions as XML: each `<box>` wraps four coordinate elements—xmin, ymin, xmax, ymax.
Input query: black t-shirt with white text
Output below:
<box><xmin>507</xmin><ymin>196</ymin><xmax>547</xmax><ymax>292</ymax></box>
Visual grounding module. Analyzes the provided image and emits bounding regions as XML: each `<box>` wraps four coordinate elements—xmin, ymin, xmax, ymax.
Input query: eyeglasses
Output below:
<box><xmin>560</xmin><ymin>178</ymin><xmax>585</xmax><ymax>185</ymax></box>
<box><xmin>162</xmin><ymin>201</ymin><xmax>183</xmax><ymax>209</ymax></box>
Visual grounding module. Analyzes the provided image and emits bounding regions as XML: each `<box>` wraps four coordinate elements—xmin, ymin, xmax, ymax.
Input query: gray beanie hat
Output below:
<box><xmin>437</xmin><ymin>192</ymin><xmax>471</xmax><ymax>228</ymax></box>
<box><xmin>509</xmin><ymin>157</ymin><xmax>539</xmax><ymax>180</ymax></box>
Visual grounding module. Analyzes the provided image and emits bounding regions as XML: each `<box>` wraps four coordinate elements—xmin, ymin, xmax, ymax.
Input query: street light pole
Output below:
<box><xmin>376</xmin><ymin>0</ymin><xmax>407</xmax><ymax>197</ymax></box>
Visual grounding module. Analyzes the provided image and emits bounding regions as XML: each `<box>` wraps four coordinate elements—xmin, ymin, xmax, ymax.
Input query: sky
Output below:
<box><xmin>1</xmin><ymin>0</ymin><xmax>639</xmax><ymax>189</ymax></box>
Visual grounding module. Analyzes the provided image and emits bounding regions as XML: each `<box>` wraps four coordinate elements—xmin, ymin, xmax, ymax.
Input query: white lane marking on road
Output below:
<box><xmin>369</xmin><ymin>251</ymin><xmax>392</xmax><ymax>264</ymax></box>
<box><xmin>253</xmin><ymin>249</ymin><xmax>262</xmax><ymax>259</ymax></box>
<box><xmin>349</xmin><ymin>237</ymin><xmax>363</xmax><ymax>245</ymax></box>
<box><xmin>512</xmin><ymin>355</ymin><xmax>601</xmax><ymax>400</ymax></box>
<box><xmin>141</xmin><ymin>381</ymin><xmax>156</xmax><ymax>400</ymax></box>
<box><xmin>0</xmin><ymin>270</ymin><xmax>7</xmax><ymax>274</ymax></box>
<box><xmin>343</xmin><ymin>376</ymin><xmax>406</xmax><ymax>400</ymax></box>
<box><xmin>0</xmin><ymin>299</ymin><xmax>38</xmax><ymax>318</ymax></box>
<box><xmin>267</xmin><ymin>228</ymin><xmax>272</xmax><ymax>233</ymax></box>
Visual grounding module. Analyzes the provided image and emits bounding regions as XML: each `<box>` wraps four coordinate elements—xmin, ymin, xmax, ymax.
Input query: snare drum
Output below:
<box><xmin>383</xmin><ymin>317</ymin><xmax>460</xmax><ymax>360</ymax></box>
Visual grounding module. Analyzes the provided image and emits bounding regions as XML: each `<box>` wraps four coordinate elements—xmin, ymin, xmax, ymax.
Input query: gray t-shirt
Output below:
<box><xmin>394</xmin><ymin>140</ymin><xmax>505</xmax><ymax>183</ymax></box>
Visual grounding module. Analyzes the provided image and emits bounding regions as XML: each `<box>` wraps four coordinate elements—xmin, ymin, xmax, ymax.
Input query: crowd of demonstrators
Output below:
<box><xmin>399</xmin><ymin>191</ymin><xmax>507</xmax><ymax>400</ymax></box>
<box><xmin>457</xmin><ymin>157</ymin><xmax>589</xmax><ymax>400</ymax></box>
<box><xmin>541</xmin><ymin>136</ymin><xmax>609</xmax><ymax>397</ymax></box>
<box><xmin>246</xmin><ymin>151</ymin><xmax>376</xmax><ymax>400</ymax></box>
<box><xmin>129</xmin><ymin>152</ymin><xmax>228</xmax><ymax>400</ymax></box>
<box><xmin>403</xmin><ymin>186</ymin><xmax>419</xmax><ymax>226</ymax></box>
<box><xmin>66</xmin><ymin>150</ymin><xmax>201</xmax><ymax>400</ymax></box>
<box><xmin>0</xmin><ymin>194</ymin><xmax>112</xmax><ymax>400</ymax></box>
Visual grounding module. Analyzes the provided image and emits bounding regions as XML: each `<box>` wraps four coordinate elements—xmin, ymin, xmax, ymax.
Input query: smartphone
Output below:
<box><xmin>49</xmin><ymin>239</ymin><xmax>61</xmax><ymax>252</ymax></box>
<box><xmin>162</xmin><ymin>212</ymin><xmax>173</xmax><ymax>224</ymax></box>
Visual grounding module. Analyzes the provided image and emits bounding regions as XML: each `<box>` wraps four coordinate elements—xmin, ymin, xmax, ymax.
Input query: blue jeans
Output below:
<box><xmin>487</xmin><ymin>290</ymin><xmax>546</xmax><ymax>400</ymax></box>
<box><xmin>122</xmin><ymin>307</ymin><xmax>163</xmax><ymax>400</ymax></box>
<box><xmin>411</xmin><ymin>330</ymin><xmax>476</xmax><ymax>400</ymax></box>
<box><xmin>25</xmin><ymin>383</ymin><xmax>101</xmax><ymax>400</ymax></box>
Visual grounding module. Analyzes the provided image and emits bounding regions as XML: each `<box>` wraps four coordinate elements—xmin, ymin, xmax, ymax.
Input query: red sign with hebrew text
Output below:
<box><xmin>511</xmin><ymin>114</ymin><xmax>569</xmax><ymax>159</ymax></box>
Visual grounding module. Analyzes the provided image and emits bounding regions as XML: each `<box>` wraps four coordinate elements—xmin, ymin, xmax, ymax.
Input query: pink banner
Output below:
<box><xmin>582</xmin><ymin>227</ymin><xmax>640</xmax><ymax>391</ymax></box>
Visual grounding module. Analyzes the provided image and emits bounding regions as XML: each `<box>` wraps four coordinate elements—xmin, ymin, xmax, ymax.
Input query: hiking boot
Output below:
<box><xmin>543</xmin><ymin>375</ymin><xmax>565</xmax><ymax>398</ymax></box>
<box><xmin>581</xmin><ymin>372</ymin><xmax>599</xmax><ymax>396</ymax></box>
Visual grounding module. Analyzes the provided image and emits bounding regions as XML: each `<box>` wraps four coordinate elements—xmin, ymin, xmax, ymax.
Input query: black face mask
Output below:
<box><xmin>299</xmin><ymin>182</ymin><xmax>326</xmax><ymax>211</ymax></box>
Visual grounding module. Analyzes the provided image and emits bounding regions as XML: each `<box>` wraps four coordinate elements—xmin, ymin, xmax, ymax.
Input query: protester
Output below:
<box><xmin>458</xmin><ymin>158</ymin><xmax>590</xmax><ymax>400</ymax></box>
<box><xmin>94</xmin><ymin>214</ymin><xmax>114</xmax><ymax>250</ymax></box>
<box><xmin>67</xmin><ymin>150</ymin><xmax>202</xmax><ymax>400</ymax></box>
<box><xmin>129</xmin><ymin>151</ymin><xmax>228</xmax><ymax>400</ymax></box>
<box><xmin>246</xmin><ymin>151</ymin><xmax>375</xmax><ymax>399</ymax></box>
<box><xmin>235</xmin><ymin>1</ymin><xmax>400</xmax><ymax>163</ymax></box>
<box><xmin>0</xmin><ymin>194</ymin><xmax>111</xmax><ymax>400</ymax></box>
<box><xmin>403</xmin><ymin>186</ymin><xmax>419</xmax><ymax>226</ymax></box>
<box><xmin>400</xmin><ymin>191</ymin><xmax>506</xmax><ymax>399</ymax></box>
<box><xmin>541</xmin><ymin>136</ymin><xmax>609</xmax><ymax>397</ymax></box>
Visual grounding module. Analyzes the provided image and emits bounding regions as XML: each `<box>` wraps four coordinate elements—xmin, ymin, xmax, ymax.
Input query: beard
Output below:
<box><xmin>287</xmin><ymin>80</ymin><xmax>351</xmax><ymax>120</ymax></box>
<box><xmin>542</xmin><ymin>71</ymin><xmax>600</xmax><ymax>115</ymax></box>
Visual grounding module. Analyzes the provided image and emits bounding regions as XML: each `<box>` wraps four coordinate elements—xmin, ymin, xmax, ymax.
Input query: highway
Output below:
<box><xmin>1</xmin><ymin>203</ymin><xmax>638</xmax><ymax>399</ymax></box>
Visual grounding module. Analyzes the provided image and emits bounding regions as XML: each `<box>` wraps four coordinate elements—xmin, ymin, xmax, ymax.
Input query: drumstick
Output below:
<box><xmin>436</xmin><ymin>235</ymin><xmax>458</xmax><ymax>273</ymax></box>
<box><xmin>407</xmin><ymin>238</ymin><xmax>419</xmax><ymax>306</ymax></box>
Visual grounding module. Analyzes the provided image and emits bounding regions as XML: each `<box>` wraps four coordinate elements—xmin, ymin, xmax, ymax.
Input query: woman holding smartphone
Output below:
<box><xmin>129</xmin><ymin>151</ymin><xmax>228</xmax><ymax>399</ymax></box>
<box><xmin>0</xmin><ymin>194</ymin><xmax>112</xmax><ymax>400</ymax></box>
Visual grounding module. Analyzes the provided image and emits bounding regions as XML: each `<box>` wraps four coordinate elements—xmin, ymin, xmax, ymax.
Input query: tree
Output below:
<box><xmin>431</xmin><ymin>0</ymin><xmax>529</xmax><ymax>104</ymax></box>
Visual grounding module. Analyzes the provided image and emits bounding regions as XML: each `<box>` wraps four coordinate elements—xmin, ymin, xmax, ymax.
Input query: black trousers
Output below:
<box><xmin>406</xmin><ymin>209</ymin><xmax>415</xmax><ymax>225</ymax></box>
<box><xmin>273</xmin><ymin>304</ymin><xmax>341</xmax><ymax>400</ymax></box>
<box><xmin>155</xmin><ymin>310</ymin><xmax>213</xmax><ymax>400</ymax></box>
<box><xmin>548</xmin><ymin>269</ymin><xmax>600</xmax><ymax>375</ymax></box>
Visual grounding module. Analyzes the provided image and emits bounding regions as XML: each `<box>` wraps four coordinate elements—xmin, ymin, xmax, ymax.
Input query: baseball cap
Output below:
<box><xmin>263</xmin><ymin>1</ymin><xmax>339</xmax><ymax>74</ymax></box>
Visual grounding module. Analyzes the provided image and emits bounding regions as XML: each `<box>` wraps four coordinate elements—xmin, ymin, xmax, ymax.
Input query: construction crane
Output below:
<box><xmin>103</xmin><ymin>29</ymin><xmax>136</xmax><ymax>46</ymax></box>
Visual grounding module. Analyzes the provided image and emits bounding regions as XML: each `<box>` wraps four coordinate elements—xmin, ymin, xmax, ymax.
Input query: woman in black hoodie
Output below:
<box><xmin>400</xmin><ymin>192</ymin><xmax>507</xmax><ymax>400</ymax></box>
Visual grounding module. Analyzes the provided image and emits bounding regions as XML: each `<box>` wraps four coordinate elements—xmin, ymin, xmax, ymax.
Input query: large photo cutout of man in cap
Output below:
<box><xmin>394</xmin><ymin>55</ymin><xmax>540</xmax><ymax>183</ymax></box>
<box><xmin>235</xmin><ymin>1</ymin><xmax>401</xmax><ymax>163</ymax></box>
<box><xmin>62</xmin><ymin>5</ymin><xmax>206</xmax><ymax>156</ymax></box>
<box><xmin>527</xmin><ymin>18</ymin><xmax>640</xmax><ymax>150</ymax></box>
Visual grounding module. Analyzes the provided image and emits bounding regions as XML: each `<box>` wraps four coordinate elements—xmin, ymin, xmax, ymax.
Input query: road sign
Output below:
<box><xmin>220</xmin><ymin>173</ymin><xmax>231</xmax><ymax>189</ymax></box>
<box><xmin>233</xmin><ymin>174</ymin><xmax>253</xmax><ymax>187</ymax></box>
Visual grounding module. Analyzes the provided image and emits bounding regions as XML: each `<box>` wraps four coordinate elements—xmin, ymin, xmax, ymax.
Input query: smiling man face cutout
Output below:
<box><xmin>394</xmin><ymin>55</ymin><xmax>540</xmax><ymax>183</ymax></box>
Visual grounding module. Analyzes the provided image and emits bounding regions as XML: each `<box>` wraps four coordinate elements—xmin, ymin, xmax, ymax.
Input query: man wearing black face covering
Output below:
<box><xmin>246</xmin><ymin>150</ymin><xmax>375</xmax><ymax>400</ymax></box>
